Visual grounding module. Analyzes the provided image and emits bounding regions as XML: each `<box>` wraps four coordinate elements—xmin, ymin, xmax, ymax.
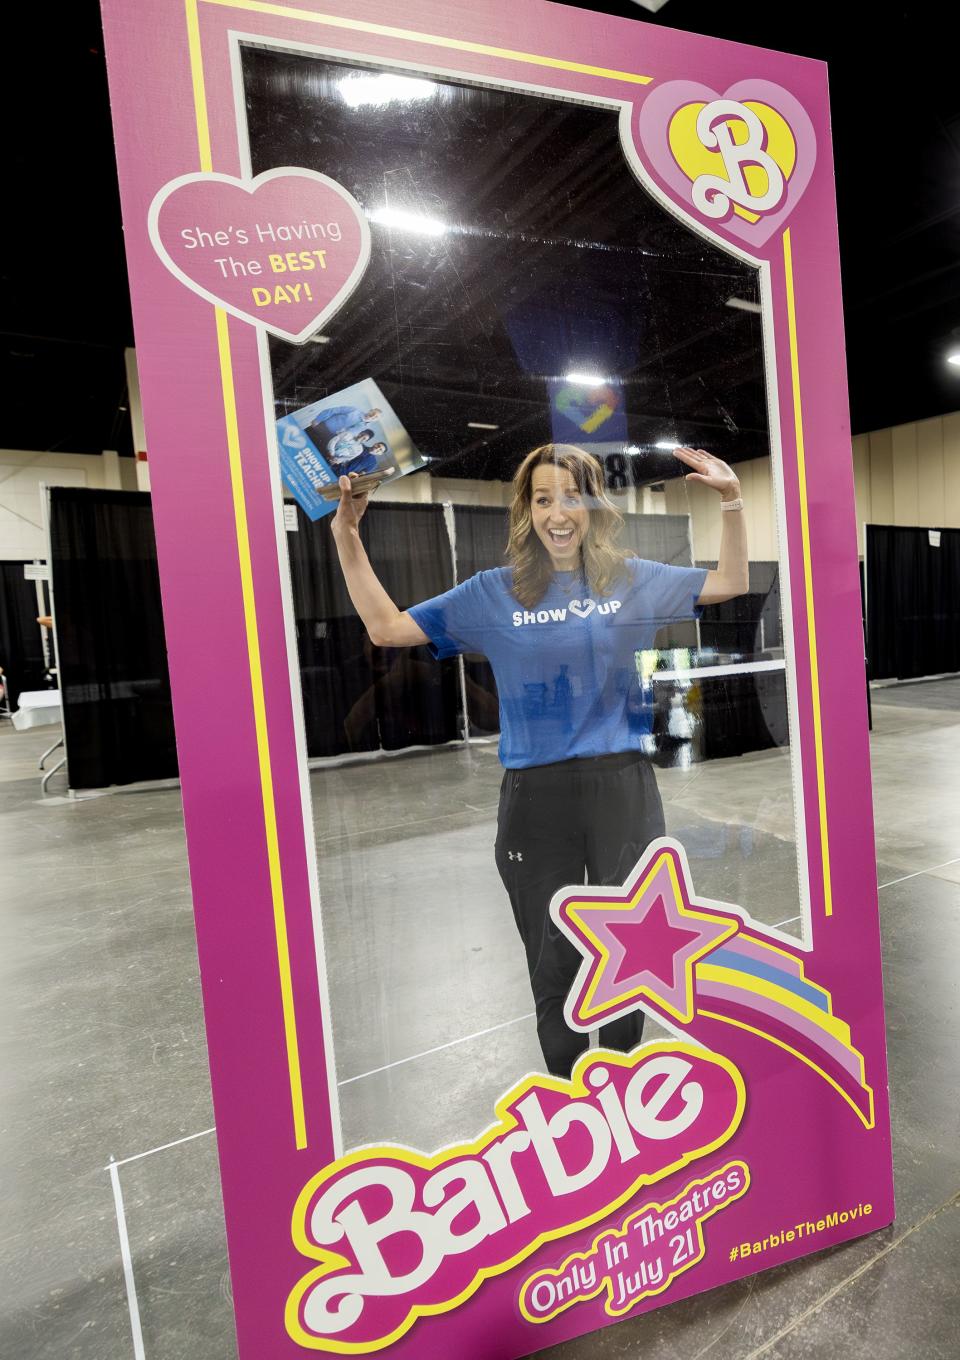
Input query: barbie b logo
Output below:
<box><xmin>691</xmin><ymin>99</ymin><xmax>786</xmax><ymax>219</ymax></box>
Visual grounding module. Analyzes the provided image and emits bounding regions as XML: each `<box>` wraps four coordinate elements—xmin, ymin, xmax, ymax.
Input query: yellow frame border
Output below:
<box><xmin>783</xmin><ymin>227</ymin><xmax>833</xmax><ymax>915</ymax></box>
<box><xmin>182</xmin><ymin>0</ymin><xmax>835</xmax><ymax>1153</ymax></box>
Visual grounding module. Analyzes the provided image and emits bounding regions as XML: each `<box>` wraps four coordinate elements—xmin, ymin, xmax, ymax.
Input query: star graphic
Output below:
<box><xmin>550</xmin><ymin>840</ymin><xmax>738</xmax><ymax>1030</ymax></box>
<box><xmin>608</xmin><ymin>895</ymin><xmax>702</xmax><ymax>989</ymax></box>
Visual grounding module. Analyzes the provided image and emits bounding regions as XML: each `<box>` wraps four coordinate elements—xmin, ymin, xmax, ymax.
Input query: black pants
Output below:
<box><xmin>495</xmin><ymin>751</ymin><xmax>666</xmax><ymax>1078</ymax></box>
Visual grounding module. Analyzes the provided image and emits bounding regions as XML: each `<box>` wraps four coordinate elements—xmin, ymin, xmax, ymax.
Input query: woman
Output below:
<box><xmin>331</xmin><ymin>442</ymin><xmax>747</xmax><ymax>1077</ymax></box>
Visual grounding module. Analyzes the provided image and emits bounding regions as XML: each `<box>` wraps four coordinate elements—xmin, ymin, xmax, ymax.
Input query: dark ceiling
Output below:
<box><xmin>6</xmin><ymin>1</ymin><xmax>959</xmax><ymax>465</ymax></box>
<box><xmin>247</xmin><ymin>44</ymin><xmax>767</xmax><ymax>482</ymax></box>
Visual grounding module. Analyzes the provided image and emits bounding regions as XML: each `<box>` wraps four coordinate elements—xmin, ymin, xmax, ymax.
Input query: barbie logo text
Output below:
<box><xmin>285</xmin><ymin>1044</ymin><xmax>745</xmax><ymax>1351</ymax></box>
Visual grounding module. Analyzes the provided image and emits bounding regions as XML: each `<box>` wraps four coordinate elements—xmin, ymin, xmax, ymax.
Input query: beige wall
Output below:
<box><xmin>656</xmin><ymin>407</ymin><xmax>960</xmax><ymax>564</ymax></box>
<box><xmin>662</xmin><ymin>455</ymin><xmax>778</xmax><ymax>563</ymax></box>
<box><xmin>375</xmin><ymin>474</ymin><xmax>513</xmax><ymax>507</ymax></box>
<box><xmin>375</xmin><ymin>473</ymin><xmax>671</xmax><ymax>517</ymax></box>
<box><xmin>7</xmin><ymin>409</ymin><xmax>955</xmax><ymax>565</ymax></box>
<box><xmin>851</xmin><ymin>411</ymin><xmax>960</xmax><ymax>554</ymax></box>
<box><xmin>0</xmin><ymin>449</ymin><xmax>138</xmax><ymax>560</ymax></box>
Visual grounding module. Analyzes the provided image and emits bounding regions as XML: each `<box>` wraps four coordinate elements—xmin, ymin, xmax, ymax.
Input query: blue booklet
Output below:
<box><xmin>276</xmin><ymin>378</ymin><xmax>428</xmax><ymax>521</ymax></box>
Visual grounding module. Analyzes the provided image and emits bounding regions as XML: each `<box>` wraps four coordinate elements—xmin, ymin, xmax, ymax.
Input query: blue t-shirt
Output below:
<box><xmin>408</xmin><ymin>560</ymin><xmax>708</xmax><ymax>769</ymax></box>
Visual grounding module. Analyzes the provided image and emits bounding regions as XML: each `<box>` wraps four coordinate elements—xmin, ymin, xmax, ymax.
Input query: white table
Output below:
<box><xmin>12</xmin><ymin>690</ymin><xmax>65</xmax><ymax>792</ymax></box>
<box><xmin>11</xmin><ymin>689</ymin><xmax>62</xmax><ymax>731</ymax></box>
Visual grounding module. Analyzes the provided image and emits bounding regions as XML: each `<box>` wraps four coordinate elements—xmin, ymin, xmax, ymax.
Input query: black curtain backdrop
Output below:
<box><xmin>450</xmin><ymin>506</ymin><xmax>507</xmax><ymax>736</ymax></box>
<box><xmin>286</xmin><ymin>501</ymin><xmax>461</xmax><ymax>756</ymax></box>
<box><xmin>0</xmin><ymin>562</ymin><xmax>48</xmax><ymax>707</ymax></box>
<box><xmin>49</xmin><ymin>489</ymin><xmax>178</xmax><ymax>788</ymax></box>
<box><xmin>866</xmin><ymin>524</ymin><xmax>960</xmax><ymax>680</ymax></box>
<box><xmin>697</xmin><ymin>560</ymin><xmax>782</xmax><ymax>653</ymax></box>
<box><xmin>47</xmin><ymin>492</ymin><xmax>793</xmax><ymax>786</ymax></box>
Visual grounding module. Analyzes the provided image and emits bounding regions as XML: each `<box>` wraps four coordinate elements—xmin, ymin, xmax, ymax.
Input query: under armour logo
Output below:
<box><xmin>508</xmin><ymin>851</ymin><xmax>523</xmax><ymax>862</ymax></box>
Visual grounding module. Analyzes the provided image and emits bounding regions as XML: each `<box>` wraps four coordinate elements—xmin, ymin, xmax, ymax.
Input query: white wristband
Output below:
<box><xmin>720</xmin><ymin>497</ymin><xmax>744</xmax><ymax>512</ymax></box>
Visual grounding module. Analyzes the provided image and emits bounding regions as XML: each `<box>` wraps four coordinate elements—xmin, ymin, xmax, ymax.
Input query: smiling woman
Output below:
<box><xmin>330</xmin><ymin>441</ymin><xmax>747</xmax><ymax>1077</ymax></box>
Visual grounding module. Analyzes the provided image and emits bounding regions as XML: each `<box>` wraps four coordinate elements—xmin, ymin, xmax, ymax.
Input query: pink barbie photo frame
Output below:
<box><xmin>99</xmin><ymin>1</ymin><xmax>893</xmax><ymax>1356</ymax></box>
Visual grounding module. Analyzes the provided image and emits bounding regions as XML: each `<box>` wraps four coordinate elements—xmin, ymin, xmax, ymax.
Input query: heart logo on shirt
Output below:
<box><xmin>568</xmin><ymin>599</ymin><xmax>596</xmax><ymax>618</ymax></box>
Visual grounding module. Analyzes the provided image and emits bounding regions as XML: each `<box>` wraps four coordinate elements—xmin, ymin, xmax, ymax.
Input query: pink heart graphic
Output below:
<box><xmin>632</xmin><ymin>79</ymin><xmax>817</xmax><ymax>248</ymax></box>
<box><xmin>148</xmin><ymin>169</ymin><xmax>371</xmax><ymax>343</ymax></box>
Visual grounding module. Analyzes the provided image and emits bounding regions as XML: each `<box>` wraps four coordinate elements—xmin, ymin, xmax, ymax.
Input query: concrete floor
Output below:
<box><xmin>1</xmin><ymin>683</ymin><xmax>958</xmax><ymax>1359</ymax></box>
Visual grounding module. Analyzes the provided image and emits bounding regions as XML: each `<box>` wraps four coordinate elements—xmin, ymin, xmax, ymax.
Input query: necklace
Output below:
<box><xmin>553</xmin><ymin>564</ymin><xmax>587</xmax><ymax>597</ymax></box>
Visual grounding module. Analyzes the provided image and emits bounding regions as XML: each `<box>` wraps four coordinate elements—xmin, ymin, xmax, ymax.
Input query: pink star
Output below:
<box><xmin>608</xmin><ymin>895</ymin><xmax>702</xmax><ymax>989</ymax></box>
<box><xmin>550</xmin><ymin>841</ymin><xmax>738</xmax><ymax>1030</ymax></box>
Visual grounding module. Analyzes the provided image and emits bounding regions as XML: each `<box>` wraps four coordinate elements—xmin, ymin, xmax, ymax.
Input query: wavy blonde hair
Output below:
<box><xmin>506</xmin><ymin>444</ymin><xmax>628</xmax><ymax>608</ymax></box>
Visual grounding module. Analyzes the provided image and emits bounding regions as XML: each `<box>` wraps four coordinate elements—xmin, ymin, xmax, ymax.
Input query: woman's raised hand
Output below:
<box><xmin>332</xmin><ymin>474</ymin><xmax>370</xmax><ymax>534</ymax></box>
<box><xmin>673</xmin><ymin>447</ymin><xmax>741</xmax><ymax>501</ymax></box>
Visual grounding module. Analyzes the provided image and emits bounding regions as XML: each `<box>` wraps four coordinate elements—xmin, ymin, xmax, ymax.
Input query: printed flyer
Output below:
<box><xmin>276</xmin><ymin>379</ymin><xmax>427</xmax><ymax>520</ymax></box>
<box><xmin>99</xmin><ymin>1</ymin><xmax>894</xmax><ymax>1356</ymax></box>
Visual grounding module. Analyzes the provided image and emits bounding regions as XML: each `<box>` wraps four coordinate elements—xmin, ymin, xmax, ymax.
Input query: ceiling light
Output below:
<box><xmin>467</xmin><ymin>421</ymin><xmax>499</xmax><ymax>430</ymax></box>
<box><xmin>654</xmin><ymin>439</ymin><xmax>680</xmax><ymax>450</ymax></box>
<box><xmin>625</xmin><ymin>444</ymin><xmax>642</xmax><ymax>456</ymax></box>
<box><xmin>947</xmin><ymin>352</ymin><xmax>960</xmax><ymax>367</ymax></box>
<box><xmin>367</xmin><ymin>207</ymin><xmax>447</xmax><ymax>236</ymax></box>
<box><xmin>726</xmin><ymin>296</ymin><xmax>762</xmax><ymax>314</ymax></box>
<box><xmin>339</xmin><ymin>73</ymin><xmax>437</xmax><ymax>109</ymax></box>
<box><xmin>564</xmin><ymin>371</ymin><xmax>609</xmax><ymax>387</ymax></box>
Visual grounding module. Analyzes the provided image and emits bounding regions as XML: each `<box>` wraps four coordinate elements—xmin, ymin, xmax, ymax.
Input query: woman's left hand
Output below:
<box><xmin>674</xmin><ymin>446</ymin><xmax>741</xmax><ymax>501</ymax></box>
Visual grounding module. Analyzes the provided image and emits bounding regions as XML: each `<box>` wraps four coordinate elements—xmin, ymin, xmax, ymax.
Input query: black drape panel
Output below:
<box><xmin>451</xmin><ymin>506</ymin><xmax>507</xmax><ymax>735</ymax></box>
<box><xmin>697</xmin><ymin>561</ymin><xmax>782</xmax><ymax>653</ymax></box>
<box><xmin>286</xmin><ymin>501</ymin><xmax>461</xmax><ymax>756</ymax></box>
<box><xmin>665</xmin><ymin>560</ymin><xmax>787</xmax><ymax>762</ymax></box>
<box><xmin>866</xmin><ymin>524</ymin><xmax>960</xmax><ymax>680</ymax></box>
<box><xmin>698</xmin><ymin>671</ymin><xmax>789</xmax><ymax>758</ymax></box>
<box><xmin>49</xmin><ymin>489</ymin><xmax>177</xmax><ymax>789</ymax></box>
<box><xmin>450</xmin><ymin>506</ymin><xmax>696</xmax><ymax>575</ymax></box>
<box><xmin>0</xmin><ymin>562</ymin><xmax>48</xmax><ymax>706</ymax></box>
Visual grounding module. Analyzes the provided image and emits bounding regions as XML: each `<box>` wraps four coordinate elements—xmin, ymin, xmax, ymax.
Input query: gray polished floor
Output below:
<box><xmin>1</xmin><ymin>686</ymin><xmax>958</xmax><ymax>1359</ymax></box>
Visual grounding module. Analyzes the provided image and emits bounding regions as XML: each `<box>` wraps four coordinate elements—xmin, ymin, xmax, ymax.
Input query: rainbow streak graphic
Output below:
<box><xmin>694</xmin><ymin>932</ymin><xmax>874</xmax><ymax>1128</ymax></box>
<box><xmin>553</xmin><ymin>841</ymin><xmax>874</xmax><ymax>1129</ymax></box>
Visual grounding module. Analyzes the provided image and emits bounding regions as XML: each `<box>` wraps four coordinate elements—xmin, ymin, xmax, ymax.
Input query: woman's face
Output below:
<box><xmin>530</xmin><ymin>463</ymin><xmax>589</xmax><ymax>569</ymax></box>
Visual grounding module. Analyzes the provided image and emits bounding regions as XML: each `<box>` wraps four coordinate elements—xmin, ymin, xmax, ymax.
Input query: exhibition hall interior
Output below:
<box><xmin>2</xmin><ymin>2</ymin><xmax>958</xmax><ymax>1358</ymax></box>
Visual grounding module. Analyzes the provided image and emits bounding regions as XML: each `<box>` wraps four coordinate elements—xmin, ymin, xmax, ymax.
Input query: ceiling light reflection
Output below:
<box><xmin>726</xmin><ymin>296</ymin><xmax>762</xmax><ymax>314</ymax></box>
<box><xmin>339</xmin><ymin>73</ymin><xmax>437</xmax><ymax>109</ymax></box>
<box><xmin>564</xmin><ymin>372</ymin><xmax>610</xmax><ymax>387</ymax></box>
<box><xmin>367</xmin><ymin>207</ymin><xmax>447</xmax><ymax>236</ymax></box>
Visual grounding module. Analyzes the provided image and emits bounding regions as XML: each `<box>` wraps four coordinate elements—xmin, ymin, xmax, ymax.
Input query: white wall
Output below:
<box><xmin>0</xmin><ymin>449</ymin><xmax>138</xmax><ymax>560</ymax></box>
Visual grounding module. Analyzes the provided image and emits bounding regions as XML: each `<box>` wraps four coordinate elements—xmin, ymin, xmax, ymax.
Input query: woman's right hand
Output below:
<box><xmin>332</xmin><ymin>474</ymin><xmax>369</xmax><ymax>535</ymax></box>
